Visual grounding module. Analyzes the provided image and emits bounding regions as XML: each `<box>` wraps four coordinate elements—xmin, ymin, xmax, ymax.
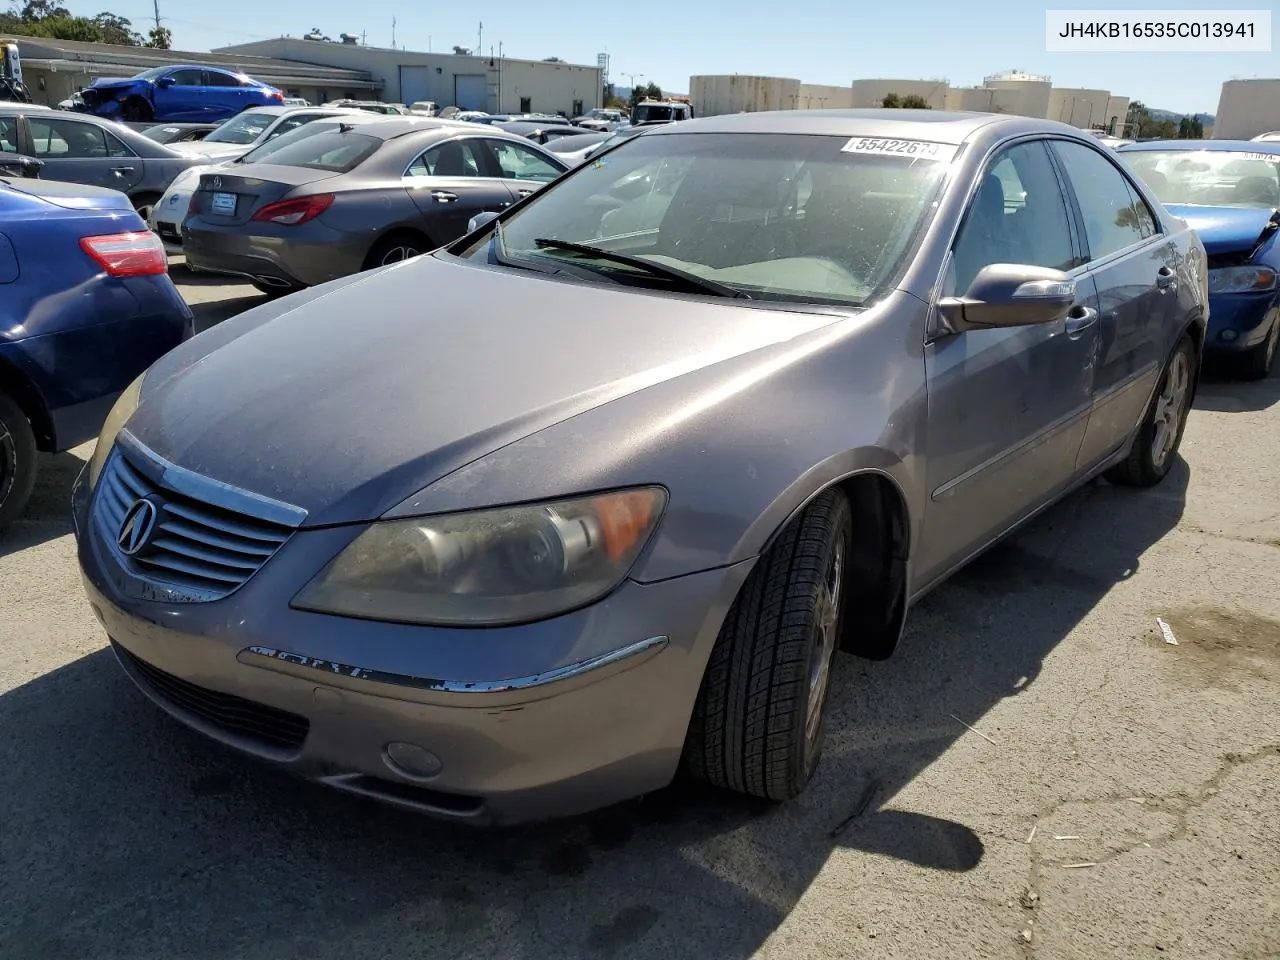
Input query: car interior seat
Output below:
<box><xmin>952</xmin><ymin>174</ymin><xmax>1009</xmax><ymax>292</ymax></box>
<box><xmin>1234</xmin><ymin>176</ymin><xmax>1280</xmax><ymax>207</ymax></box>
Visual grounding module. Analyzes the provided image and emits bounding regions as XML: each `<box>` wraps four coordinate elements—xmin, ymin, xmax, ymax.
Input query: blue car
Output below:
<box><xmin>1120</xmin><ymin>140</ymin><xmax>1280</xmax><ymax>379</ymax></box>
<box><xmin>0</xmin><ymin>177</ymin><xmax>194</xmax><ymax>530</ymax></box>
<box><xmin>70</xmin><ymin>65</ymin><xmax>284</xmax><ymax>124</ymax></box>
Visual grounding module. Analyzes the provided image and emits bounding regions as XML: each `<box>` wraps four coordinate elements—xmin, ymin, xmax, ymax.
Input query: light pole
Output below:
<box><xmin>623</xmin><ymin>73</ymin><xmax>644</xmax><ymax>97</ymax></box>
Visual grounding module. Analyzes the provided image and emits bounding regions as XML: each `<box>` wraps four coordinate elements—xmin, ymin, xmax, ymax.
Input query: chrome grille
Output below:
<box><xmin>93</xmin><ymin>436</ymin><xmax>303</xmax><ymax>601</ymax></box>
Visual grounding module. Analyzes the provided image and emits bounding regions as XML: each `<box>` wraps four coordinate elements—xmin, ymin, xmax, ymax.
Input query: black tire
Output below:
<box><xmin>1106</xmin><ymin>333</ymin><xmax>1197</xmax><ymax>487</ymax></box>
<box><xmin>0</xmin><ymin>389</ymin><xmax>39</xmax><ymax>534</ymax></box>
<box><xmin>683</xmin><ymin>488</ymin><xmax>852</xmax><ymax>801</ymax></box>
<box><xmin>121</xmin><ymin>97</ymin><xmax>153</xmax><ymax>123</ymax></box>
<box><xmin>1237</xmin><ymin>317</ymin><xmax>1278</xmax><ymax>381</ymax></box>
<box><xmin>363</xmin><ymin>232</ymin><xmax>431</xmax><ymax>271</ymax></box>
<box><xmin>250</xmin><ymin>281</ymin><xmax>293</xmax><ymax>298</ymax></box>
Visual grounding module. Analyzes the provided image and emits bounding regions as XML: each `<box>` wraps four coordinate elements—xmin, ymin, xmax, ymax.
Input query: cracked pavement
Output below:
<box><xmin>1</xmin><ymin>273</ymin><xmax>1278</xmax><ymax>959</ymax></box>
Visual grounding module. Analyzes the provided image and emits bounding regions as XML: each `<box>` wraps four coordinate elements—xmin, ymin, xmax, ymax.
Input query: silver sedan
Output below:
<box><xmin>182</xmin><ymin>117</ymin><xmax>568</xmax><ymax>293</ymax></box>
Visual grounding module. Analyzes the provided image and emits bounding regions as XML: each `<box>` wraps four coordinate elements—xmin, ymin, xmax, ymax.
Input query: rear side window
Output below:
<box><xmin>254</xmin><ymin>131</ymin><xmax>380</xmax><ymax>172</ymax></box>
<box><xmin>203</xmin><ymin>70</ymin><xmax>243</xmax><ymax>88</ymax></box>
<box><xmin>0</xmin><ymin>116</ymin><xmax>17</xmax><ymax>153</ymax></box>
<box><xmin>1051</xmin><ymin>141</ymin><xmax>1154</xmax><ymax>261</ymax></box>
<box><xmin>407</xmin><ymin>140</ymin><xmax>486</xmax><ymax>177</ymax></box>
<box><xmin>27</xmin><ymin>118</ymin><xmax>126</xmax><ymax>159</ymax></box>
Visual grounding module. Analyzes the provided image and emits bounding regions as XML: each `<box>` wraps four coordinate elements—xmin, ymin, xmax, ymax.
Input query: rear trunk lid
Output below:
<box><xmin>3</xmin><ymin>178</ymin><xmax>134</xmax><ymax>212</ymax></box>
<box><xmin>191</xmin><ymin>164</ymin><xmax>340</xmax><ymax>226</ymax></box>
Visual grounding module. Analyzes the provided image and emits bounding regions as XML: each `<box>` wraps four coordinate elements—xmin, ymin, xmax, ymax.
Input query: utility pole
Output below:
<box><xmin>391</xmin><ymin>16</ymin><xmax>396</xmax><ymax>49</ymax></box>
<box><xmin>478</xmin><ymin>21</ymin><xmax>483</xmax><ymax>56</ymax></box>
<box><xmin>623</xmin><ymin>72</ymin><xmax>643</xmax><ymax>95</ymax></box>
<box><xmin>152</xmin><ymin>0</ymin><xmax>161</xmax><ymax>32</ymax></box>
<box><xmin>360</xmin><ymin>30</ymin><xmax>366</xmax><ymax>46</ymax></box>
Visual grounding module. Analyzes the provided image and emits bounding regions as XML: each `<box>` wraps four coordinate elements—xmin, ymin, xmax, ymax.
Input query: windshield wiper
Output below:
<box><xmin>486</xmin><ymin>220</ymin><xmax>560</xmax><ymax>275</ymax></box>
<box><xmin>530</xmin><ymin>237</ymin><xmax>751</xmax><ymax>299</ymax></box>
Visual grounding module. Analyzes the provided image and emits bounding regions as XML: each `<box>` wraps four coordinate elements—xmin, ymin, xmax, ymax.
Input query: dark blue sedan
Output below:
<box><xmin>0</xmin><ymin>177</ymin><xmax>194</xmax><ymax>530</ymax></box>
<box><xmin>69</xmin><ymin>65</ymin><xmax>284</xmax><ymax>124</ymax></box>
<box><xmin>1120</xmin><ymin>140</ymin><xmax>1280</xmax><ymax>379</ymax></box>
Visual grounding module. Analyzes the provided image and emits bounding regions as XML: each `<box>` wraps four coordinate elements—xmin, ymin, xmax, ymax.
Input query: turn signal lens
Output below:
<box><xmin>79</xmin><ymin>231</ymin><xmax>167</xmax><ymax>277</ymax></box>
<box><xmin>1208</xmin><ymin>265</ymin><xmax>1278</xmax><ymax>294</ymax></box>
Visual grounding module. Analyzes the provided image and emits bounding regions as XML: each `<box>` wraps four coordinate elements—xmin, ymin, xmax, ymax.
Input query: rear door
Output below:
<box><xmin>403</xmin><ymin>138</ymin><xmax>513</xmax><ymax>240</ymax></box>
<box><xmin>1049</xmin><ymin>138</ymin><xmax>1176</xmax><ymax>470</ymax></box>
<box><xmin>484</xmin><ymin>137</ymin><xmax>567</xmax><ymax>203</ymax></box>
<box><xmin>202</xmin><ymin>69</ymin><xmax>248</xmax><ymax>118</ymax></box>
<box><xmin>24</xmin><ymin>115</ymin><xmax>142</xmax><ymax>193</ymax></box>
<box><xmin>917</xmin><ymin>138</ymin><xmax>1100</xmax><ymax>584</ymax></box>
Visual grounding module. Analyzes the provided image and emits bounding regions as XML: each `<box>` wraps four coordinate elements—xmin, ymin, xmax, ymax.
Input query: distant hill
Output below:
<box><xmin>1148</xmin><ymin>108</ymin><xmax>1215</xmax><ymax>125</ymax></box>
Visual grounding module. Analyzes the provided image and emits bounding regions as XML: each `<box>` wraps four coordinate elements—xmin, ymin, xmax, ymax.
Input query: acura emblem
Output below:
<box><xmin>212</xmin><ymin>176</ymin><xmax>221</xmax><ymax>189</ymax></box>
<box><xmin>117</xmin><ymin>498</ymin><xmax>160</xmax><ymax>556</ymax></box>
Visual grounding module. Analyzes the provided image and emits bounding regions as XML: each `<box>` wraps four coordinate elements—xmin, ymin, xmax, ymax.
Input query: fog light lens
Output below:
<box><xmin>384</xmin><ymin>742</ymin><xmax>443</xmax><ymax>780</ymax></box>
<box><xmin>1220</xmin><ymin>329</ymin><xmax>1239</xmax><ymax>342</ymax></box>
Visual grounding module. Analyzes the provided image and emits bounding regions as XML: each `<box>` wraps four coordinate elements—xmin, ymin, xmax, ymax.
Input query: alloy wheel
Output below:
<box><xmin>0</xmin><ymin>420</ymin><xmax>14</xmax><ymax>512</ymax></box>
<box><xmin>1151</xmin><ymin>349</ymin><xmax>1191</xmax><ymax>469</ymax></box>
<box><xmin>380</xmin><ymin>246</ymin><xmax>421</xmax><ymax>265</ymax></box>
<box><xmin>804</xmin><ymin>537</ymin><xmax>844</xmax><ymax>768</ymax></box>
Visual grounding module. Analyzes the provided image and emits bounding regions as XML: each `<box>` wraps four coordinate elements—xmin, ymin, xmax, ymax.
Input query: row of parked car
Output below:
<box><xmin>3</xmin><ymin>100</ymin><xmax>1279</xmax><ymax>826</ymax></box>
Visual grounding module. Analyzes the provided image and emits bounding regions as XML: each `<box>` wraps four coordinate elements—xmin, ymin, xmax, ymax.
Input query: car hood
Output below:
<box><xmin>127</xmin><ymin>255</ymin><xmax>842</xmax><ymax>526</ymax></box>
<box><xmin>1165</xmin><ymin>203</ymin><xmax>1280</xmax><ymax>256</ymax></box>
<box><xmin>88</xmin><ymin>76</ymin><xmax>137</xmax><ymax>89</ymax></box>
<box><xmin>167</xmin><ymin>141</ymin><xmax>243</xmax><ymax>160</ymax></box>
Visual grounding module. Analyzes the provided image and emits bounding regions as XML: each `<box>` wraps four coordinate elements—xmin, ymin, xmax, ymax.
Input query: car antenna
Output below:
<box><xmin>339</xmin><ymin>121</ymin><xmax>356</xmax><ymax>133</ymax></box>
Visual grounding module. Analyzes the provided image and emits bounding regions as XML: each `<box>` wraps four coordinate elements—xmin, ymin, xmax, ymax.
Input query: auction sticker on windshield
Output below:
<box><xmin>841</xmin><ymin>137</ymin><xmax>960</xmax><ymax>163</ymax></box>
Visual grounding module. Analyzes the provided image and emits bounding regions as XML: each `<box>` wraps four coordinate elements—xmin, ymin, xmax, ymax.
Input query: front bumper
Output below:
<box><xmin>74</xmin><ymin>465</ymin><xmax>751</xmax><ymax>824</ymax></box>
<box><xmin>151</xmin><ymin>184</ymin><xmax>194</xmax><ymax>253</ymax></box>
<box><xmin>1205</xmin><ymin>291</ymin><xmax>1279</xmax><ymax>353</ymax></box>
<box><xmin>182</xmin><ymin>219</ymin><xmax>363</xmax><ymax>290</ymax></box>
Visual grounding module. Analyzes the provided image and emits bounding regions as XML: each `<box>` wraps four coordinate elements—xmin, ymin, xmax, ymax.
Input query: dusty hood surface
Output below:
<box><xmin>125</xmin><ymin>255</ymin><xmax>841</xmax><ymax>525</ymax></box>
<box><xmin>1165</xmin><ymin>203</ymin><xmax>1280</xmax><ymax>256</ymax></box>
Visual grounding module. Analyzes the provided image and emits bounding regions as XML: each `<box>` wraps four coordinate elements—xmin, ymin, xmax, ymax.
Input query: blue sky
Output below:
<box><xmin>104</xmin><ymin>0</ymin><xmax>1277</xmax><ymax>114</ymax></box>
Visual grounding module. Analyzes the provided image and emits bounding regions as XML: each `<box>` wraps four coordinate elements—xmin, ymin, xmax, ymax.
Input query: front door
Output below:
<box><xmin>1049</xmin><ymin>139</ymin><xmax>1176</xmax><ymax>469</ymax></box>
<box><xmin>154</xmin><ymin>68</ymin><xmax>206</xmax><ymax>121</ymax></box>
<box><xmin>916</xmin><ymin>139</ymin><xmax>1100</xmax><ymax>585</ymax></box>
<box><xmin>403</xmin><ymin>138</ymin><xmax>512</xmax><ymax>241</ymax></box>
<box><xmin>23</xmin><ymin>115</ymin><xmax>142</xmax><ymax>194</ymax></box>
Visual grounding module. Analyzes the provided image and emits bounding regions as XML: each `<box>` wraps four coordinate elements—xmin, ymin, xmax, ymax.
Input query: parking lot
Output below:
<box><xmin>1</xmin><ymin>266</ymin><xmax>1278</xmax><ymax>960</ymax></box>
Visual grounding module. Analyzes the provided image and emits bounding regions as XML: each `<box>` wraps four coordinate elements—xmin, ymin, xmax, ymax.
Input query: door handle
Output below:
<box><xmin>110</xmin><ymin>166</ymin><xmax>134</xmax><ymax>175</ymax></box>
<box><xmin>1156</xmin><ymin>267</ymin><xmax>1177</xmax><ymax>289</ymax></box>
<box><xmin>431</xmin><ymin>191</ymin><xmax>458</xmax><ymax>202</ymax></box>
<box><xmin>1064</xmin><ymin>306</ymin><xmax>1099</xmax><ymax>337</ymax></box>
<box><xmin>517</xmin><ymin>188</ymin><xmax>534</xmax><ymax>197</ymax></box>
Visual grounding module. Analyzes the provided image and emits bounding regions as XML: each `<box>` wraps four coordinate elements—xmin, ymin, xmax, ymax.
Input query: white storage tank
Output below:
<box><xmin>689</xmin><ymin>74</ymin><xmax>801</xmax><ymax>116</ymax></box>
<box><xmin>1214</xmin><ymin>79</ymin><xmax>1280</xmax><ymax>139</ymax></box>
<box><xmin>983</xmin><ymin>70</ymin><xmax>1052</xmax><ymax>119</ymax></box>
<box><xmin>797</xmin><ymin>83</ymin><xmax>854</xmax><ymax>109</ymax></box>
<box><xmin>1047</xmin><ymin>87</ymin><xmax>1112</xmax><ymax>128</ymax></box>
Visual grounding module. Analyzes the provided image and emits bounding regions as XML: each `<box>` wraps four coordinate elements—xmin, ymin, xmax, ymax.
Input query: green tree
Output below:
<box><xmin>0</xmin><ymin>2</ymin><xmax>145</xmax><ymax>45</ymax></box>
<box><xmin>1177</xmin><ymin>115</ymin><xmax>1204</xmax><ymax>139</ymax></box>
<box><xmin>1126</xmin><ymin>100</ymin><xmax>1152</xmax><ymax>138</ymax></box>
<box><xmin>146</xmin><ymin>24</ymin><xmax>171</xmax><ymax>49</ymax></box>
<box><xmin>900</xmin><ymin>94</ymin><xmax>931</xmax><ymax>109</ymax></box>
<box><xmin>881</xmin><ymin>92</ymin><xmax>901</xmax><ymax>108</ymax></box>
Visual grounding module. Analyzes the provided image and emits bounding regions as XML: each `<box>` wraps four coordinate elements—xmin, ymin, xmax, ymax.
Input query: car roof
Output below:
<box><xmin>643</xmin><ymin>108</ymin><xmax>1055</xmax><ymax>142</ymax></box>
<box><xmin>1119</xmin><ymin>139</ymin><xmax>1280</xmax><ymax>154</ymax></box>
<box><xmin>330</xmin><ymin>116</ymin><xmax>520</xmax><ymax>141</ymax></box>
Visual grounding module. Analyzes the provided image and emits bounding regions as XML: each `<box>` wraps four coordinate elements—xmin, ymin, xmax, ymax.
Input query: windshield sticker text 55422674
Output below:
<box><xmin>841</xmin><ymin>137</ymin><xmax>960</xmax><ymax>163</ymax></box>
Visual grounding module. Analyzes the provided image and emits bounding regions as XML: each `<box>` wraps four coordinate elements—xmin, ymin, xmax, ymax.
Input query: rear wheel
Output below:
<box><xmin>0</xmin><ymin>390</ymin><xmax>38</xmax><ymax>534</ymax></box>
<box><xmin>1237</xmin><ymin>317</ymin><xmax>1278</xmax><ymax>381</ymax></box>
<box><xmin>251</xmin><ymin>281</ymin><xmax>293</xmax><ymax>298</ymax></box>
<box><xmin>1106</xmin><ymin>333</ymin><xmax>1197</xmax><ymax>487</ymax></box>
<box><xmin>364</xmin><ymin>232</ymin><xmax>431</xmax><ymax>271</ymax></box>
<box><xmin>683</xmin><ymin>488</ymin><xmax>852</xmax><ymax>801</ymax></box>
<box><xmin>130</xmin><ymin>192</ymin><xmax>162</xmax><ymax>226</ymax></box>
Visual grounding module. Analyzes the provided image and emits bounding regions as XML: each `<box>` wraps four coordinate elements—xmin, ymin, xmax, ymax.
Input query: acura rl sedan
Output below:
<box><xmin>75</xmin><ymin>110</ymin><xmax>1207</xmax><ymax>825</ymax></box>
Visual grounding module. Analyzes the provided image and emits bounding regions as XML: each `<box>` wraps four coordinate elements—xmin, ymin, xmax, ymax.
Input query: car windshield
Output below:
<box><xmin>1125</xmin><ymin>150</ymin><xmax>1280</xmax><ymax>208</ymax></box>
<box><xmin>203</xmin><ymin>112</ymin><xmax>276</xmax><ymax>144</ymax></box>
<box><xmin>131</xmin><ymin>67</ymin><xmax>170</xmax><ymax>81</ymax></box>
<box><xmin>465</xmin><ymin>131</ymin><xmax>948</xmax><ymax>307</ymax></box>
<box><xmin>244</xmin><ymin>129</ymin><xmax>380</xmax><ymax>172</ymax></box>
<box><xmin>633</xmin><ymin>104</ymin><xmax>679</xmax><ymax>123</ymax></box>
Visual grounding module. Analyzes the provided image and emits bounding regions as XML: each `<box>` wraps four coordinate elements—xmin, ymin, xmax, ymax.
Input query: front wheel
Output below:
<box><xmin>1106</xmin><ymin>333</ymin><xmax>1197</xmax><ymax>487</ymax></box>
<box><xmin>683</xmin><ymin>488</ymin><xmax>852</xmax><ymax>801</ymax></box>
<box><xmin>121</xmin><ymin>97</ymin><xmax>153</xmax><ymax>123</ymax></box>
<box><xmin>1237</xmin><ymin>317</ymin><xmax>1278</xmax><ymax>381</ymax></box>
<box><xmin>0</xmin><ymin>390</ymin><xmax>39</xmax><ymax>534</ymax></box>
<box><xmin>364</xmin><ymin>233</ymin><xmax>430</xmax><ymax>271</ymax></box>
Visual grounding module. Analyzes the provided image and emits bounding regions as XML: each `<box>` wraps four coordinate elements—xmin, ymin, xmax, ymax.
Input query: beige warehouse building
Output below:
<box><xmin>1213</xmin><ymin>79</ymin><xmax>1280</xmax><ymax>139</ymax></box>
<box><xmin>216</xmin><ymin>38</ymin><xmax>602</xmax><ymax>117</ymax></box>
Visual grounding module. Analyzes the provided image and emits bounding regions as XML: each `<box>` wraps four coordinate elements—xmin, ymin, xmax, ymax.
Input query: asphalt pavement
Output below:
<box><xmin>1</xmin><ymin>268</ymin><xmax>1277</xmax><ymax>960</ymax></box>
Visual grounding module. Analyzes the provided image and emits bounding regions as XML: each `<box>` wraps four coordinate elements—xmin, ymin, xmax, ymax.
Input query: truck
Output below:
<box><xmin>630</xmin><ymin>96</ymin><xmax>694</xmax><ymax>125</ymax></box>
<box><xmin>0</xmin><ymin>40</ymin><xmax>34</xmax><ymax>104</ymax></box>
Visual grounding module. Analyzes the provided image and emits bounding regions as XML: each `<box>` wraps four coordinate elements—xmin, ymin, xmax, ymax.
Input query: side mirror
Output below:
<box><xmin>937</xmin><ymin>264</ymin><xmax>1077</xmax><ymax>332</ymax></box>
<box><xmin>467</xmin><ymin>210</ymin><xmax>499</xmax><ymax>234</ymax></box>
<box><xmin>156</xmin><ymin>76</ymin><xmax>176</xmax><ymax>88</ymax></box>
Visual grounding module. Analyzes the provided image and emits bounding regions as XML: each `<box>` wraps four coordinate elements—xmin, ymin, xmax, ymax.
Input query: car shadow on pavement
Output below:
<box><xmin>0</xmin><ymin>463</ymin><xmax>1189</xmax><ymax>960</ymax></box>
<box><xmin>0</xmin><ymin>451</ymin><xmax>85</xmax><ymax>557</ymax></box>
<box><xmin>1193</xmin><ymin>361</ymin><xmax>1279</xmax><ymax>413</ymax></box>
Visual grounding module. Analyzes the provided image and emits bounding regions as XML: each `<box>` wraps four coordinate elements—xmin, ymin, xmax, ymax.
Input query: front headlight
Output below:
<box><xmin>87</xmin><ymin>373</ymin><xmax>144</xmax><ymax>490</ymax></box>
<box><xmin>292</xmin><ymin>486</ymin><xmax>667</xmax><ymax>626</ymax></box>
<box><xmin>1208</xmin><ymin>265</ymin><xmax>1277</xmax><ymax>294</ymax></box>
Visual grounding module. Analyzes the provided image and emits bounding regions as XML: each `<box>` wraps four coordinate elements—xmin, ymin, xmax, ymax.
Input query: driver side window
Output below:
<box><xmin>951</xmin><ymin>140</ymin><xmax>1075</xmax><ymax>295</ymax></box>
